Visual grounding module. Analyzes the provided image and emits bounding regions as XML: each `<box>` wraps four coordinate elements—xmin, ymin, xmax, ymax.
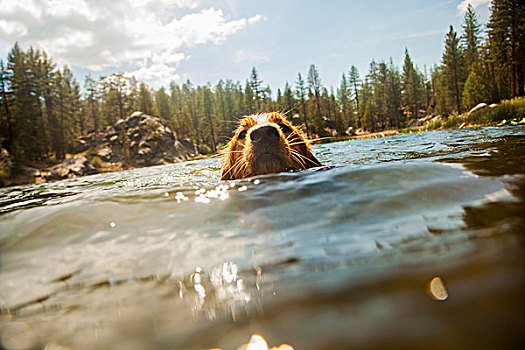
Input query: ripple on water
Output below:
<box><xmin>0</xmin><ymin>126</ymin><xmax>524</xmax><ymax>349</ymax></box>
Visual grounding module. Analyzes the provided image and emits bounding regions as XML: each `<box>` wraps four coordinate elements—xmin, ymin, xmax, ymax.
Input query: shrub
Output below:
<box><xmin>198</xmin><ymin>144</ymin><xmax>213</xmax><ymax>155</ymax></box>
<box><xmin>90</xmin><ymin>156</ymin><xmax>103</xmax><ymax>168</ymax></box>
<box><xmin>426</xmin><ymin>120</ymin><xmax>442</xmax><ymax>131</ymax></box>
<box><xmin>468</xmin><ymin>97</ymin><xmax>525</xmax><ymax>124</ymax></box>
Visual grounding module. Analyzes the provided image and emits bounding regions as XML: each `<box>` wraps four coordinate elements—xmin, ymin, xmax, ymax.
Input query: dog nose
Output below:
<box><xmin>249</xmin><ymin>124</ymin><xmax>280</xmax><ymax>144</ymax></box>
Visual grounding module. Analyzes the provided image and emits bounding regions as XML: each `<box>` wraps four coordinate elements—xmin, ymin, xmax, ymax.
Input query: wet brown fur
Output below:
<box><xmin>221</xmin><ymin>112</ymin><xmax>321</xmax><ymax>180</ymax></box>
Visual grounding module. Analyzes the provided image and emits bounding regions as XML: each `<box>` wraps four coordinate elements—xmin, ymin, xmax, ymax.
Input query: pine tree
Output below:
<box><xmin>84</xmin><ymin>75</ymin><xmax>99</xmax><ymax>132</ymax></box>
<box><xmin>282</xmin><ymin>82</ymin><xmax>295</xmax><ymax>115</ymax></box>
<box><xmin>249</xmin><ymin>67</ymin><xmax>263</xmax><ymax>111</ymax></box>
<box><xmin>155</xmin><ymin>87</ymin><xmax>172</xmax><ymax>121</ymax></box>
<box><xmin>402</xmin><ymin>48</ymin><xmax>425</xmax><ymax>120</ymax></box>
<box><xmin>295</xmin><ymin>72</ymin><xmax>310</xmax><ymax>137</ymax></box>
<box><xmin>385</xmin><ymin>59</ymin><xmax>403</xmax><ymax>128</ymax></box>
<box><xmin>487</xmin><ymin>0</ymin><xmax>525</xmax><ymax>97</ymax></box>
<box><xmin>308</xmin><ymin>64</ymin><xmax>323</xmax><ymax>126</ymax></box>
<box><xmin>348</xmin><ymin>65</ymin><xmax>361</xmax><ymax>127</ymax></box>
<box><xmin>202</xmin><ymin>86</ymin><xmax>217</xmax><ymax>152</ymax></box>
<box><xmin>169</xmin><ymin>82</ymin><xmax>187</xmax><ymax>135</ymax></box>
<box><xmin>442</xmin><ymin>25</ymin><xmax>467</xmax><ymax>113</ymax></box>
<box><xmin>7</xmin><ymin>43</ymin><xmax>41</xmax><ymax>161</ymax></box>
<box><xmin>138</xmin><ymin>82</ymin><xmax>157</xmax><ymax>116</ymax></box>
<box><xmin>462</xmin><ymin>3</ymin><xmax>482</xmax><ymax>72</ymax></box>
<box><xmin>462</xmin><ymin>62</ymin><xmax>491</xmax><ymax>109</ymax></box>
<box><xmin>244</xmin><ymin>81</ymin><xmax>255</xmax><ymax>114</ymax></box>
<box><xmin>0</xmin><ymin>59</ymin><xmax>14</xmax><ymax>151</ymax></box>
<box><xmin>338</xmin><ymin>73</ymin><xmax>353</xmax><ymax>128</ymax></box>
<box><xmin>183</xmin><ymin>80</ymin><xmax>199</xmax><ymax>143</ymax></box>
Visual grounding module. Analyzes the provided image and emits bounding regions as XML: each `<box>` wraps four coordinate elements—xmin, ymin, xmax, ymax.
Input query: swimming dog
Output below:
<box><xmin>221</xmin><ymin>112</ymin><xmax>321</xmax><ymax>180</ymax></box>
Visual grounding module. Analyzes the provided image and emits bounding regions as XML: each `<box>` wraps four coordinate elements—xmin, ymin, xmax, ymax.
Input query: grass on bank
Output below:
<box><xmin>445</xmin><ymin>97</ymin><xmax>525</xmax><ymax>129</ymax></box>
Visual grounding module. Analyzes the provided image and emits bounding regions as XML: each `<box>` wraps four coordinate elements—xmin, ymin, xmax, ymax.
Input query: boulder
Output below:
<box><xmin>467</xmin><ymin>103</ymin><xmax>488</xmax><ymax>115</ymax></box>
<box><xmin>38</xmin><ymin>112</ymin><xmax>198</xmax><ymax>182</ymax></box>
<box><xmin>46</xmin><ymin>155</ymin><xmax>91</xmax><ymax>180</ymax></box>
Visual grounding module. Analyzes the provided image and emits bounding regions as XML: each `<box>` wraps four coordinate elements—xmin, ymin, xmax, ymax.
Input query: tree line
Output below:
<box><xmin>0</xmin><ymin>0</ymin><xmax>523</xmax><ymax>166</ymax></box>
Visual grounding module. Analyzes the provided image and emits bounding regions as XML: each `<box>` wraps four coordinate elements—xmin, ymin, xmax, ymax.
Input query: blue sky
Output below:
<box><xmin>0</xmin><ymin>0</ymin><xmax>491</xmax><ymax>93</ymax></box>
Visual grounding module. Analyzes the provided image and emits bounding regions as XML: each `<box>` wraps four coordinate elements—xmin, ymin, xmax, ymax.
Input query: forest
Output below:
<box><xmin>0</xmin><ymin>0</ymin><xmax>524</xmax><ymax>168</ymax></box>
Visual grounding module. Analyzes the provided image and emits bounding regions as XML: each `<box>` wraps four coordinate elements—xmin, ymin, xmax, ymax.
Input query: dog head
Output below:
<box><xmin>221</xmin><ymin>112</ymin><xmax>321</xmax><ymax>180</ymax></box>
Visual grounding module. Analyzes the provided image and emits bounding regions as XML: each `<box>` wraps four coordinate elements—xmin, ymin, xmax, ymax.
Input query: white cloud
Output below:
<box><xmin>234</xmin><ymin>48</ymin><xmax>270</xmax><ymax>63</ymax></box>
<box><xmin>0</xmin><ymin>0</ymin><xmax>265</xmax><ymax>87</ymax></box>
<box><xmin>457</xmin><ymin>0</ymin><xmax>491</xmax><ymax>14</ymax></box>
<box><xmin>0</xmin><ymin>20</ymin><xmax>28</xmax><ymax>37</ymax></box>
<box><xmin>125</xmin><ymin>63</ymin><xmax>181</xmax><ymax>89</ymax></box>
<box><xmin>406</xmin><ymin>30</ymin><xmax>444</xmax><ymax>39</ymax></box>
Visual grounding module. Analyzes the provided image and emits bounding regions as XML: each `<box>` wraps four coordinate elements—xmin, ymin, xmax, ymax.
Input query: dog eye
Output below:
<box><xmin>278</xmin><ymin>123</ymin><xmax>293</xmax><ymax>133</ymax></box>
<box><xmin>238</xmin><ymin>130</ymin><xmax>247</xmax><ymax>139</ymax></box>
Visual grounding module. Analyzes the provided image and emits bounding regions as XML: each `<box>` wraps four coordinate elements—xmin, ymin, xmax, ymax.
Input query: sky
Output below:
<box><xmin>0</xmin><ymin>0</ymin><xmax>492</xmax><ymax>93</ymax></box>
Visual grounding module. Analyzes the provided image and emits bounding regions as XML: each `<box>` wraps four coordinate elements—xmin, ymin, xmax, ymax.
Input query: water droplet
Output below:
<box><xmin>109</xmin><ymin>222</ymin><xmax>116</xmax><ymax>228</ymax></box>
<box><xmin>429</xmin><ymin>276</ymin><xmax>448</xmax><ymax>301</ymax></box>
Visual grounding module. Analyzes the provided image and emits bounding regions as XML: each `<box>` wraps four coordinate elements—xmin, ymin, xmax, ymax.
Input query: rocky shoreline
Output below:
<box><xmin>1</xmin><ymin>112</ymin><xmax>197</xmax><ymax>187</ymax></box>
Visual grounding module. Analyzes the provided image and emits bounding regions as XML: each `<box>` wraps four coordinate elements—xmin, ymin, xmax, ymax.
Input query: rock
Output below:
<box><xmin>97</xmin><ymin>147</ymin><xmax>112</xmax><ymax>161</ymax></box>
<box><xmin>30</xmin><ymin>112</ymin><xmax>198</xmax><ymax>183</ymax></box>
<box><xmin>46</xmin><ymin>155</ymin><xmax>89</xmax><ymax>180</ymax></box>
<box><xmin>467</xmin><ymin>103</ymin><xmax>488</xmax><ymax>115</ymax></box>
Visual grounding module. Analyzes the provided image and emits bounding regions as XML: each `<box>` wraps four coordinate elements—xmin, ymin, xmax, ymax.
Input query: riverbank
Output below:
<box><xmin>319</xmin><ymin>97</ymin><xmax>525</xmax><ymax>144</ymax></box>
<box><xmin>2</xmin><ymin>98</ymin><xmax>524</xmax><ymax>188</ymax></box>
<box><xmin>0</xmin><ymin>112</ymin><xmax>197</xmax><ymax>188</ymax></box>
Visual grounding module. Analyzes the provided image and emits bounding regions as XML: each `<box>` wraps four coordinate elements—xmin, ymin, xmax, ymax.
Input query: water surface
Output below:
<box><xmin>1</xmin><ymin>126</ymin><xmax>524</xmax><ymax>349</ymax></box>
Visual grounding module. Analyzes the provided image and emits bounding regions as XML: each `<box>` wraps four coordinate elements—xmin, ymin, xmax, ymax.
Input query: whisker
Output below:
<box><xmin>281</xmin><ymin>107</ymin><xmax>297</xmax><ymax>117</ymax></box>
<box><xmin>307</xmin><ymin>137</ymin><xmax>332</xmax><ymax>143</ymax></box>
<box><xmin>207</xmin><ymin>153</ymin><xmax>226</xmax><ymax>159</ymax></box>
<box><xmin>223</xmin><ymin>155</ymin><xmax>246</xmax><ymax>178</ymax></box>
<box><xmin>290</xmin><ymin>150</ymin><xmax>307</xmax><ymax>169</ymax></box>
<box><xmin>288</xmin><ymin>139</ymin><xmax>309</xmax><ymax>146</ymax></box>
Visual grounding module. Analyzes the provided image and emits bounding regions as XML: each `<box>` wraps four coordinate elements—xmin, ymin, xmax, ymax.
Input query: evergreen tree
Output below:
<box><xmin>183</xmin><ymin>80</ymin><xmax>200</xmax><ymax>143</ymax></box>
<box><xmin>282</xmin><ymin>82</ymin><xmax>295</xmax><ymax>114</ymax></box>
<box><xmin>385</xmin><ymin>59</ymin><xmax>403</xmax><ymax>128</ymax></box>
<box><xmin>84</xmin><ymin>75</ymin><xmax>99</xmax><ymax>132</ymax></box>
<box><xmin>155</xmin><ymin>87</ymin><xmax>172</xmax><ymax>121</ymax></box>
<box><xmin>338</xmin><ymin>73</ymin><xmax>353</xmax><ymax>128</ymax></box>
<box><xmin>0</xmin><ymin>59</ymin><xmax>14</xmax><ymax>150</ymax></box>
<box><xmin>348</xmin><ymin>65</ymin><xmax>361</xmax><ymax>127</ymax></box>
<box><xmin>462</xmin><ymin>61</ymin><xmax>491</xmax><ymax>109</ymax></box>
<box><xmin>307</xmin><ymin>64</ymin><xmax>323</xmax><ymax>131</ymax></box>
<box><xmin>7</xmin><ymin>43</ymin><xmax>41</xmax><ymax>160</ymax></box>
<box><xmin>137</xmin><ymin>82</ymin><xmax>157</xmax><ymax>116</ymax></box>
<box><xmin>244</xmin><ymin>81</ymin><xmax>255</xmax><ymax>114</ymax></box>
<box><xmin>249</xmin><ymin>67</ymin><xmax>263</xmax><ymax>111</ymax></box>
<box><xmin>442</xmin><ymin>25</ymin><xmax>467</xmax><ymax>113</ymax></box>
<box><xmin>462</xmin><ymin>3</ymin><xmax>482</xmax><ymax>71</ymax></box>
<box><xmin>402</xmin><ymin>48</ymin><xmax>425</xmax><ymax>120</ymax></box>
<box><xmin>295</xmin><ymin>72</ymin><xmax>310</xmax><ymax>137</ymax></box>
<box><xmin>202</xmin><ymin>86</ymin><xmax>217</xmax><ymax>152</ymax></box>
<box><xmin>487</xmin><ymin>0</ymin><xmax>525</xmax><ymax>97</ymax></box>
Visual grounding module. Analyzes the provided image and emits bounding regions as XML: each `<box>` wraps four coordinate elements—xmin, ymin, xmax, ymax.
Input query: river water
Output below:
<box><xmin>1</xmin><ymin>126</ymin><xmax>524</xmax><ymax>349</ymax></box>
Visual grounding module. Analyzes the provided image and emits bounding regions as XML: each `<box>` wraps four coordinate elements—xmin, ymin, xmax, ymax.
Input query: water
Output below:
<box><xmin>1</xmin><ymin>126</ymin><xmax>524</xmax><ymax>349</ymax></box>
